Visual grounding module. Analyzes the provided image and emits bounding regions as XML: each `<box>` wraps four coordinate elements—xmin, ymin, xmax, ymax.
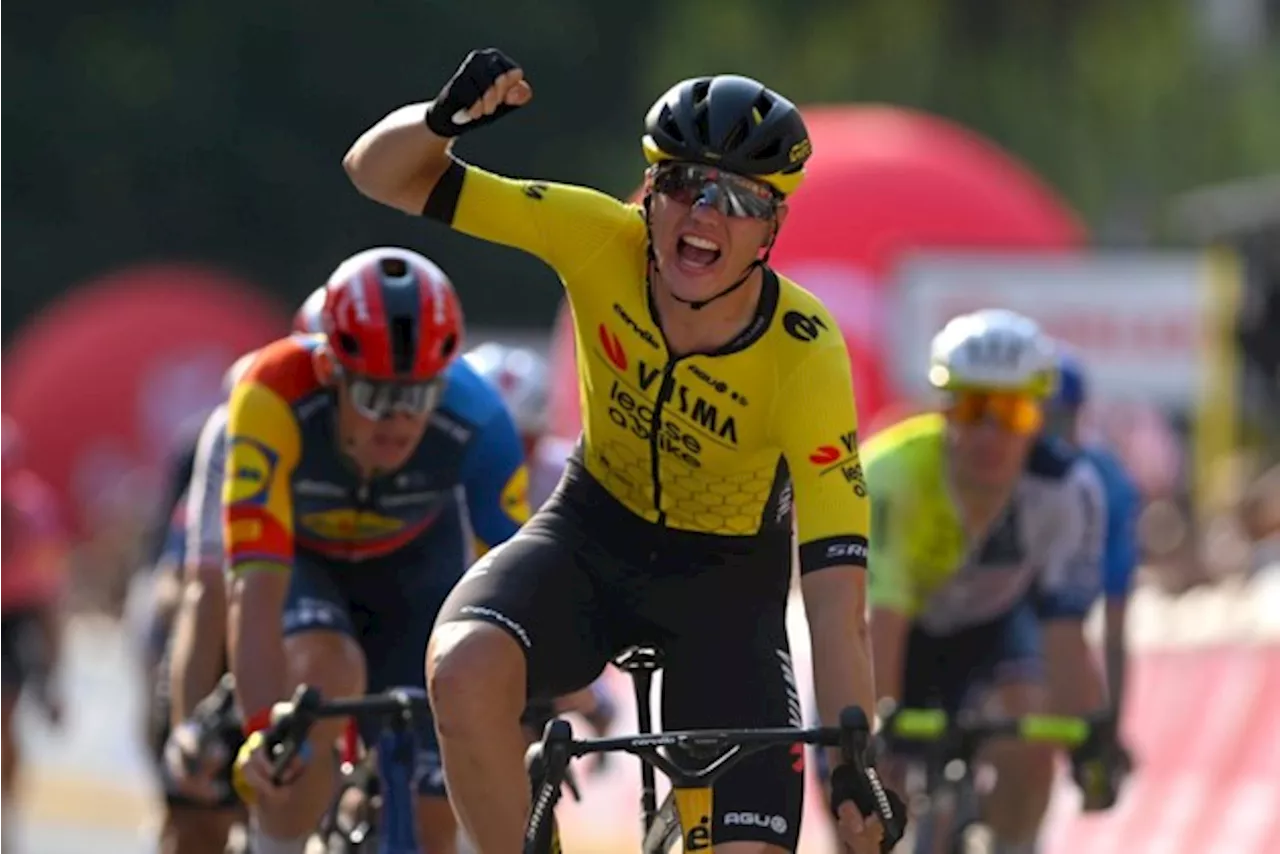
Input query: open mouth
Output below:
<box><xmin>676</xmin><ymin>234</ymin><xmax>722</xmax><ymax>269</ymax></box>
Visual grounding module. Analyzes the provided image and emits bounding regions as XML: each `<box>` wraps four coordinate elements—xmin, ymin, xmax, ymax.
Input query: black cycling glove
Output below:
<box><xmin>830</xmin><ymin>761</ymin><xmax>908</xmax><ymax>853</ymax></box>
<box><xmin>425</xmin><ymin>48</ymin><xmax>524</xmax><ymax>137</ymax></box>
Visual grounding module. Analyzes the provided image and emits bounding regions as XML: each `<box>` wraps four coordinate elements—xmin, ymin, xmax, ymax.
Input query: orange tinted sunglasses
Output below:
<box><xmin>946</xmin><ymin>390</ymin><xmax>1043</xmax><ymax>435</ymax></box>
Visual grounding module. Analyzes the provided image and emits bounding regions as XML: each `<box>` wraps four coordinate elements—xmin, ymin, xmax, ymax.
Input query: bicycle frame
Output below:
<box><xmin>376</xmin><ymin>713</ymin><xmax>419</xmax><ymax>853</ymax></box>
<box><xmin>263</xmin><ymin>685</ymin><xmax>432</xmax><ymax>854</ymax></box>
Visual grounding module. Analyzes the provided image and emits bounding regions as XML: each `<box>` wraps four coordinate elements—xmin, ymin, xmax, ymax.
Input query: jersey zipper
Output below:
<box><xmin>352</xmin><ymin>480</ymin><xmax>373</xmax><ymax>562</ymax></box>
<box><xmin>646</xmin><ymin>358</ymin><xmax>684</xmax><ymax>526</ymax></box>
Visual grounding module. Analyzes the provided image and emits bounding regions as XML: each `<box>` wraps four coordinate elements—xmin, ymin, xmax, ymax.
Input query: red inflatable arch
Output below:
<box><xmin>3</xmin><ymin>264</ymin><xmax>289</xmax><ymax>537</ymax></box>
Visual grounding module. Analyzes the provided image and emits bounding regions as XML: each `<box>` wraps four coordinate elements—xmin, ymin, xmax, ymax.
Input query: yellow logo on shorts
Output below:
<box><xmin>501</xmin><ymin>465</ymin><xmax>531</xmax><ymax>524</ymax></box>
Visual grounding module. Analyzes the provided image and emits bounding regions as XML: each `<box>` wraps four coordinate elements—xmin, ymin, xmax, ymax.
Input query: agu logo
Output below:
<box><xmin>226</xmin><ymin>437</ymin><xmax>278</xmax><ymax>505</ymax></box>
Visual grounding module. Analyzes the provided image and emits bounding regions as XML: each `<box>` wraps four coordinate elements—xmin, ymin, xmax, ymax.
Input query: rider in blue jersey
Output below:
<box><xmin>1042</xmin><ymin>351</ymin><xmax>1140</xmax><ymax>740</ymax></box>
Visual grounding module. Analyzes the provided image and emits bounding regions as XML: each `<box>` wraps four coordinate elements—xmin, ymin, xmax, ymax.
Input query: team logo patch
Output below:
<box><xmin>500</xmin><ymin>465</ymin><xmax>531</xmax><ymax>524</ymax></box>
<box><xmin>300</xmin><ymin>509</ymin><xmax>404</xmax><ymax>540</ymax></box>
<box><xmin>226</xmin><ymin>437</ymin><xmax>278</xmax><ymax>506</ymax></box>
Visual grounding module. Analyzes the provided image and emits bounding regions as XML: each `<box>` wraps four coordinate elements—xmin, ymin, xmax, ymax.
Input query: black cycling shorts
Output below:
<box><xmin>436</xmin><ymin>468</ymin><xmax>806</xmax><ymax>849</ymax></box>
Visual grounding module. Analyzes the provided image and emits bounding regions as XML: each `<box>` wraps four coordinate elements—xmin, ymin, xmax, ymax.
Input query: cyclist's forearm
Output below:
<box><xmin>869</xmin><ymin>608</ymin><xmax>907</xmax><ymax>705</ymax></box>
<box><xmin>343</xmin><ymin>102</ymin><xmax>454</xmax><ymax>214</ymax></box>
<box><xmin>168</xmin><ymin>566</ymin><xmax>227</xmax><ymax>723</ymax></box>
<box><xmin>803</xmin><ymin>568</ymin><xmax>877</xmax><ymax>728</ymax></box>
<box><xmin>1043</xmin><ymin>618</ymin><xmax>1106</xmax><ymax>715</ymax></box>
<box><xmin>1103</xmin><ymin>598</ymin><xmax>1128</xmax><ymax>717</ymax></box>
<box><xmin>227</xmin><ymin>568</ymin><xmax>290</xmax><ymax>720</ymax></box>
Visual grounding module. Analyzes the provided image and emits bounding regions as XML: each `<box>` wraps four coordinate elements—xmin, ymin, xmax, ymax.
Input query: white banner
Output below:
<box><xmin>891</xmin><ymin>252</ymin><xmax>1220</xmax><ymax>407</ymax></box>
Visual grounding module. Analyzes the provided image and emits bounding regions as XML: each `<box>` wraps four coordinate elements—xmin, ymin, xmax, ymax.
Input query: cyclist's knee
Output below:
<box><xmin>427</xmin><ymin>620</ymin><xmax>526</xmax><ymax>736</ymax></box>
<box><xmin>414</xmin><ymin>795</ymin><xmax>459</xmax><ymax>854</ymax></box>
<box><xmin>284</xmin><ymin>629</ymin><xmax>367</xmax><ymax>743</ymax></box>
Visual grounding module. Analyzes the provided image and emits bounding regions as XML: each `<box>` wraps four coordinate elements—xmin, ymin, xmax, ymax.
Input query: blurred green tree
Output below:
<box><xmin>3</xmin><ymin>0</ymin><xmax>1278</xmax><ymax>336</ymax></box>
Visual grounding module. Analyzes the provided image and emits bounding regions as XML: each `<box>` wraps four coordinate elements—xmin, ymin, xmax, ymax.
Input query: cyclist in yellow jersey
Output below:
<box><xmin>344</xmin><ymin>48</ymin><xmax>902</xmax><ymax>854</ymax></box>
<box><xmin>864</xmin><ymin>310</ymin><xmax>1110</xmax><ymax>854</ymax></box>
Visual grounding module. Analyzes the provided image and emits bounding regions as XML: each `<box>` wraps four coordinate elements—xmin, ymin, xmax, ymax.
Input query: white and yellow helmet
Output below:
<box><xmin>928</xmin><ymin>309</ymin><xmax>1057</xmax><ymax>398</ymax></box>
<box><xmin>463</xmin><ymin>342</ymin><xmax>550</xmax><ymax>438</ymax></box>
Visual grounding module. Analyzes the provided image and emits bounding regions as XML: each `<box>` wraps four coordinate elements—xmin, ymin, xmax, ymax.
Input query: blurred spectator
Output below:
<box><xmin>1</xmin><ymin>415</ymin><xmax>70</xmax><ymax>848</ymax></box>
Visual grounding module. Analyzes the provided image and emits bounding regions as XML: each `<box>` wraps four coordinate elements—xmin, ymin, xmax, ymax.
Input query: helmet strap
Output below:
<box><xmin>643</xmin><ymin>192</ymin><xmax>780</xmax><ymax>313</ymax></box>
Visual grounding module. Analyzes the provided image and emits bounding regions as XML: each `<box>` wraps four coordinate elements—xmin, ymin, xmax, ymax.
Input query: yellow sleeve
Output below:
<box><xmin>864</xmin><ymin>445</ymin><xmax>916</xmax><ymax>615</ymax></box>
<box><xmin>222</xmin><ymin>381</ymin><xmax>302</xmax><ymax>572</ymax></box>
<box><xmin>422</xmin><ymin>158</ymin><xmax>641</xmax><ymax>281</ymax></box>
<box><xmin>772</xmin><ymin>342</ymin><xmax>870</xmax><ymax>574</ymax></box>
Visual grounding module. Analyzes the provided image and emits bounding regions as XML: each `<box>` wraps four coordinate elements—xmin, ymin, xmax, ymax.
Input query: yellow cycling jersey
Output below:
<box><xmin>865</xmin><ymin>414</ymin><xmax>1105</xmax><ymax>634</ymax></box>
<box><xmin>423</xmin><ymin>158</ymin><xmax>869</xmax><ymax>573</ymax></box>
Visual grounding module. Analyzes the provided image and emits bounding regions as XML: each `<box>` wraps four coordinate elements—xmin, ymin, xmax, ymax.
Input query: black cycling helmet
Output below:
<box><xmin>642</xmin><ymin>75</ymin><xmax>812</xmax><ymax>197</ymax></box>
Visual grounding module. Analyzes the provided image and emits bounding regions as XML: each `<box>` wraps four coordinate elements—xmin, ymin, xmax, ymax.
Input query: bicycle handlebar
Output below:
<box><xmin>875</xmin><ymin>700</ymin><xmax>1115</xmax><ymax>763</ymax></box>
<box><xmin>264</xmin><ymin>684</ymin><xmax>431</xmax><ymax>784</ymax></box>
<box><xmin>523</xmin><ymin>705</ymin><xmax>887</xmax><ymax>854</ymax></box>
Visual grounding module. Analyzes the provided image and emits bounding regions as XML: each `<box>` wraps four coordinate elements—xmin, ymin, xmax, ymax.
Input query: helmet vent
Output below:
<box><xmin>693</xmin><ymin>104</ymin><xmax>712</xmax><ymax>145</ymax></box>
<box><xmin>658</xmin><ymin>106</ymin><xmax>683</xmax><ymax>143</ymax></box>
<box><xmin>337</xmin><ymin>332</ymin><xmax>361</xmax><ymax>356</ymax></box>
<box><xmin>391</xmin><ymin>316</ymin><xmax>416</xmax><ymax>374</ymax></box>
<box><xmin>441</xmin><ymin>334</ymin><xmax>458</xmax><ymax>360</ymax></box>
<box><xmin>379</xmin><ymin>257</ymin><xmax>409</xmax><ymax>280</ymax></box>
<box><xmin>722</xmin><ymin>119</ymin><xmax>751</xmax><ymax>152</ymax></box>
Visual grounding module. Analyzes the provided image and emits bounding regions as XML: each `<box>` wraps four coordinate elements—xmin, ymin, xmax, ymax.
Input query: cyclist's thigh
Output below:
<box><xmin>983</xmin><ymin>601</ymin><xmax>1044</xmax><ymax>722</ymax></box>
<box><xmin>436</xmin><ymin>506</ymin><xmax>613</xmax><ymax>703</ymax></box>
<box><xmin>282</xmin><ymin>553</ymin><xmax>367</xmax><ymax>700</ymax></box>
<box><xmin>659</xmin><ymin>555</ymin><xmax>801</xmax><ymax>850</ymax></box>
<box><xmin>983</xmin><ymin>599</ymin><xmax>1045</xmax><ymax>698</ymax></box>
<box><xmin>901</xmin><ymin>624</ymin><xmax>974</xmax><ymax>716</ymax></box>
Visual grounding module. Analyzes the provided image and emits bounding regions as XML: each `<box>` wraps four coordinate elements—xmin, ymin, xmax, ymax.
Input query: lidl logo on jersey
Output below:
<box><xmin>226</xmin><ymin>437</ymin><xmax>278</xmax><ymax>506</ymax></box>
<box><xmin>500</xmin><ymin>465</ymin><xmax>531</xmax><ymax>524</ymax></box>
<box><xmin>299</xmin><ymin>509</ymin><xmax>404</xmax><ymax>540</ymax></box>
